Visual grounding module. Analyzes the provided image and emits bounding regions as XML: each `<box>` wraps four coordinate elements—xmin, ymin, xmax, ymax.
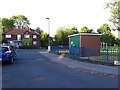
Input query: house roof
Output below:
<box><xmin>68</xmin><ymin>33</ymin><xmax>101</xmax><ymax>37</ymax></box>
<box><xmin>2</xmin><ymin>28</ymin><xmax>40</xmax><ymax>35</ymax></box>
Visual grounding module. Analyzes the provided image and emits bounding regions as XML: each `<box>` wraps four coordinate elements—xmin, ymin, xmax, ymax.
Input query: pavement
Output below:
<box><xmin>38</xmin><ymin>50</ymin><xmax>120</xmax><ymax>77</ymax></box>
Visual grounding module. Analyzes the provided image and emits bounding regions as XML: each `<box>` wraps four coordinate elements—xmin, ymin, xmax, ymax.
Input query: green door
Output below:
<box><xmin>70</xmin><ymin>35</ymin><xmax>80</xmax><ymax>47</ymax></box>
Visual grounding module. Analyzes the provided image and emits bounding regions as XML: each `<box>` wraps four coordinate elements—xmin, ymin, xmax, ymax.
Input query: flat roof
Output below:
<box><xmin>68</xmin><ymin>33</ymin><xmax>101</xmax><ymax>37</ymax></box>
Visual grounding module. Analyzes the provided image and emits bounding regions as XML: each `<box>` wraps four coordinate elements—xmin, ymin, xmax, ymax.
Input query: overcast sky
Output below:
<box><xmin>0</xmin><ymin>0</ymin><xmax>118</xmax><ymax>37</ymax></box>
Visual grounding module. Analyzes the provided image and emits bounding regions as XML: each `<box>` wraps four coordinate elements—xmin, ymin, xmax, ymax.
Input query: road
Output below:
<box><xmin>2</xmin><ymin>49</ymin><xmax>118</xmax><ymax>88</ymax></box>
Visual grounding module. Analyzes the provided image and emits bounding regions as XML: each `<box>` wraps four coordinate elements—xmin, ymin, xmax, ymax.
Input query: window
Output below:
<box><xmin>6</xmin><ymin>34</ymin><xmax>11</xmax><ymax>38</ymax></box>
<box><xmin>33</xmin><ymin>41</ymin><xmax>37</xmax><ymax>45</ymax></box>
<box><xmin>17</xmin><ymin>35</ymin><xmax>21</xmax><ymax>40</ymax></box>
<box><xmin>24</xmin><ymin>34</ymin><xmax>30</xmax><ymax>38</ymax></box>
<box><xmin>2</xmin><ymin>47</ymin><xmax>8</xmax><ymax>51</ymax></box>
<box><xmin>33</xmin><ymin>35</ymin><xmax>37</xmax><ymax>38</ymax></box>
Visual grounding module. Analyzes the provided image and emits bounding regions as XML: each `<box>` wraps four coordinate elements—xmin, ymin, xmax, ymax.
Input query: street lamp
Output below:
<box><xmin>46</xmin><ymin>18</ymin><xmax>50</xmax><ymax>51</ymax></box>
<box><xmin>118</xmin><ymin>2</ymin><xmax>120</xmax><ymax>65</ymax></box>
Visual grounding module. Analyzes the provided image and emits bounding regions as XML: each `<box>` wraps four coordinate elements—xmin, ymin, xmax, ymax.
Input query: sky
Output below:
<box><xmin>0</xmin><ymin>0</ymin><xmax>118</xmax><ymax>37</ymax></box>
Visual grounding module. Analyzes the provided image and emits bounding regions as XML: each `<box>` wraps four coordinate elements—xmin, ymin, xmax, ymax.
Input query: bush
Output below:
<box><xmin>19</xmin><ymin>45</ymin><xmax>40</xmax><ymax>49</ymax></box>
<box><xmin>22</xmin><ymin>38</ymin><xmax>32</xmax><ymax>46</ymax></box>
<box><xmin>2</xmin><ymin>39</ymin><xmax>8</xmax><ymax>43</ymax></box>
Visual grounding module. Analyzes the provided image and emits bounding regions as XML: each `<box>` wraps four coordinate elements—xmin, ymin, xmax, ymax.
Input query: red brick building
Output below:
<box><xmin>2</xmin><ymin>28</ymin><xmax>40</xmax><ymax>48</ymax></box>
<box><xmin>68</xmin><ymin>33</ymin><xmax>101</xmax><ymax>56</ymax></box>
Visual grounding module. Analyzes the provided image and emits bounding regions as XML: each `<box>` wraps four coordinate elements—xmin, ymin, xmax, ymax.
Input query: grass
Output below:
<box><xmin>107</xmin><ymin>46</ymin><xmax>119</xmax><ymax>49</ymax></box>
<box><xmin>57</xmin><ymin>50</ymin><xmax>119</xmax><ymax>56</ymax></box>
<box><xmin>50</xmin><ymin>46</ymin><xmax>120</xmax><ymax>65</ymax></box>
<box><xmin>58</xmin><ymin>50</ymin><xmax>69</xmax><ymax>54</ymax></box>
<box><xmin>57</xmin><ymin>48</ymin><xmax>120</xmax><ymax>55</ymax></box>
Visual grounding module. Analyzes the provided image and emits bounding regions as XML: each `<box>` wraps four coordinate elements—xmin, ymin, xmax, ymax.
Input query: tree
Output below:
<box><xmin>0</xmin><ymin>18</ymin><xmax>3</xmax><ymax>43</ymax></box>
<box><xmin>55</xmin><ymin>26</ymin><xmax>79</xmax><ymax>45</ymax></box>
<box><xmin>106</xmin><ymin>0</ymin><xmax>120</xmax><ymax>31</ymax></box>
<box><xmin>2</xmin><ymin>18</ymin><xmax>15</xmax><ymax>31</ymax></box>
<box><xmin>10</xmin><ymin>15</ymin><xmax>30</xmax><ymax>29</ymax></box>
<box><xmin>97</xmin><ymin>23</ymin><xmax>119</xmax><ymax>45</ymax></box>
<box><xmin>80</xmin><ymin>26</ymin><xmax>94</xmax><ymax>33</ymax></box>
<box><xmin>55</xmin><ymin>28</ymin><xmax>65</xmax><ymax>45</ymax></box>
<box><xmin>97</xmin><ymin>24</ymin><xmax>111</xmax><ymax>44</ymax></box>
<box><xmin>41</xmin><ymin>32</ymin><xmax>49</xmax><ymax>48</ymax></box>
<box><xmin>0</xmin><ymin>18</ymin><xmax>2</xmax><ymax>30</ymax></box>
<box><xmin>97</xmin><ymin>23</ymin><xmax>111</xmax><ymax>34</ymax></box>
<box><xmin>2</xmin><ymin>39</ymin><xmax>8</xmax><ymax>43</ymax></box>
<box><xmin>71</xmin><ymin>26</ymin><xmax>79</xmax><ymax>34</ymax></box>
<box><xmin>35</xmin><ymin>27</ymin><xmax>43</xmax><ymax>38</ymax></box>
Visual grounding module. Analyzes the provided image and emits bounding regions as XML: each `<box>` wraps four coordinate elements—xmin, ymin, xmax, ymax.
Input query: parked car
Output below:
<box><xmin>0</xmin><ymin>46</ymin><xmax>16</xmax><ymax>64</ymax></box>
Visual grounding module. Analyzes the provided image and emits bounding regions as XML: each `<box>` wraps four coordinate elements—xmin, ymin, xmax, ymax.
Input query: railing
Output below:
<box><xmin>50</xmin><ymin>45</ymin><xmax>69</xmax><ymax>54</ymax></box>
<box><xmin>50</xmin><ymin>46</ymin><xmax>120</xmax><ymax>65</ymax></box>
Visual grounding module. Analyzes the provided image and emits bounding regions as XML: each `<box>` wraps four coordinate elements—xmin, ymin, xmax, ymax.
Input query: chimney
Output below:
<box><xmin>3</xmin><ymin>27</ymin><xmax>5</xmax><ymax>32</ymax></box>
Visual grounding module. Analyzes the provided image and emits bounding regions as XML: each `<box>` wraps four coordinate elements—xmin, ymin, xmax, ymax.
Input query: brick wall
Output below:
<box><xmin>32</xmin><ymin>35</ymin><xmax>40</xmax><ymax>47</ymax></box>
<box><xmin>80</xmin><ymin>35</ymin><xmax>100</xmax><ymax>49</ymax></box>
<box><xmin>80</xmin><ymin>35</ymin><xmax>100</xmax><ymax>56</ymax></box>
<box><xmin>2</xmin><ymin>34</ymin><xmax>17</xmax><ymax>41</ymax></box>
<box><xmin>2</xmin><ymin>33</ymin><xmax>40</xmax><ymax>47</ymax></box>
<box><xmin>22</xmin><ymin>32</ymin><xmax>40</xmax><ymax>47</ymax></box>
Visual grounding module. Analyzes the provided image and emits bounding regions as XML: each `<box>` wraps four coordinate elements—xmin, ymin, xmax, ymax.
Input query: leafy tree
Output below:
<box><xmin>106</xmin><ymin>0</ymin><xmax>120</xmax><ymax>31</ymax></box>
<box><xmin>2</xmin><ymin>39</ymin><xmax>8</xmax><ymax>43</ymax></box>
<box><xmin>80</xmin><ymin>26</ymin><xmax>94</xmax><ymax>33</ymax></box>
<box><xmin>0</xmin><ymin>18</ymin><xmax>2</xmax><ymax>29</ymax></box>
<box><xmin>0</xmin><ymin>18</ymin><xmax>3</xmax><ymax>43</ymax></box>
<box><xmin>2</xmin><ymin>18</ymin><xmax>15</xmax><ymax>31</ymax></box>
<box><xmin>97</xmin><ymin>24</ymin><xmax>111</xmax><ymax>44</ymax></box>
<box><xmin>55</xmin><ymin>26</ymin><xmax>79</xmax><ymax>45</ymax></box>
<box><xmin>41</xmin><ymin>32</ymin><xmax>49</xmax><ymax>48</ymax></box>
<box><xmin>55</xmin><ymin>29</ymin><xmax>65</xmax><ymax>45</ymax></box>
<box><xmin>97</xmin><ymin>23</ymin><xmax>111</xmax><ymax>34</ymax></box>
<box><xmin>97</xmin><ymin>23</ymin><xmax>119</xmax><ymax>45</ymax></box>
<box><xmin>35</xmin><ymin>27</ymin><xmax>43</xmax><ymax>38</ymax></box>
<box><xmin>1</xmin><ymin>15</ymin><xmax>30</xmax><ymax>31</ymax></box>
<box><xmin>10</xmin><ymin>15</ymin><xmax>30</xmax><ymax>29</ymax></box>
<box><xmin>100</xmin><ymin>33</ymin><xmax>116</xmax><ymax>45</ymax></box>
<box><xmin>114</xmin><ymin>37</ymin><xmax>120</xmax><ymax>45</ymax></box>
<box><xmin>71</xmin><ymin>26</ymin><xmax>79</xmax><ymax>34</ymax></box>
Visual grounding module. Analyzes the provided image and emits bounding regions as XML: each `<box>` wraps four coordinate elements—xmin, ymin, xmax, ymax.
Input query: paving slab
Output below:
<box><xmin>38</xmin><ymin>51</ymin><xmax>119</xmax><ymax>76</ymax></box>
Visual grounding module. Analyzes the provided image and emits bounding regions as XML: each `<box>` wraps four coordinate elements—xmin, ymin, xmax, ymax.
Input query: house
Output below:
<box><xmin>68</xmin><ymin>33</ymin><xmax>101</xmax><ymax>56</ymax></box>
<box><xmin>2</xmin><ymin>28</ymin><xmax>40</xmax><ymax>48</ymax></box>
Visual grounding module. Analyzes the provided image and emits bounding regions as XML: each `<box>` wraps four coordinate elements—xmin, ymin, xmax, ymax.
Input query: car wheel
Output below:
<box><xmin>13</xmin><ymin>55</ymin><xmax>16</xmax><ymax>60</ymax></box>
<box><xmin>10</xmin><ymin>58</ymin><xmax>14</xmax><ymax>64</ymax></box>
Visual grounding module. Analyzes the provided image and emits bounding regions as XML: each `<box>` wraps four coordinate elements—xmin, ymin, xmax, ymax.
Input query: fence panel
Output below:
<box><xmin>50</xmin><ymin>46</ymin><xmax>119</xmax><ymax>65</ymax></box>
<box><xmin>51</xmin><ymin>45</ymin><xmax>69</xmax><ymax>55</ymax></box>
<box><xmin>88</xmin><ymin>48</ymin><xmax>119</xmax><ymax>65</ymax></box>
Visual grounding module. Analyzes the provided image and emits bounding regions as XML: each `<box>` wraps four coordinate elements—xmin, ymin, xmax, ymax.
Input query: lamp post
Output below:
<box><xmin>118</xmin><ymin>2</ymin><xmax>120</xmax><ymax>40</ymax></box>
<box><xmin>118</xmin><ymin>2</ymin><xmax>120</xmax><ymax>65</ymax></box>
<box><xmin>46</xmin><ymin>18</ymin><xmax>50</xmax><ymax>51</ymax></box>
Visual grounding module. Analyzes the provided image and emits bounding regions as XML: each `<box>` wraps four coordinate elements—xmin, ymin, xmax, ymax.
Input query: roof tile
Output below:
<box><xmin>2</xmin><ymin>28</ymin><xmax>40</xmax><ymax>35</ymax></box>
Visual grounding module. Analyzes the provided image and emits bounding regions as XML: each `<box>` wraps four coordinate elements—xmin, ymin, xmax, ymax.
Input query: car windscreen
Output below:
<box><xmin>2</xmin><ymin>47</ymin><xmax>9</xmax><ymax>51</ymax></box>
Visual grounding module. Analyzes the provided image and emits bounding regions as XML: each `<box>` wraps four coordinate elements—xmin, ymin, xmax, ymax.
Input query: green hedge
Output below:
<box><xmin>19</xmin><ymin>45</ymin><xmax>40</xmax><ymax>49</ymax></box>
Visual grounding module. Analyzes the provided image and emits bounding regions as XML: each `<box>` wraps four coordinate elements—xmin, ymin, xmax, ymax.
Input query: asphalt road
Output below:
<box><xmin>2</xmin><ymin>49</ymin><xmax>118</xmax><ymax>88</ymax></box>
